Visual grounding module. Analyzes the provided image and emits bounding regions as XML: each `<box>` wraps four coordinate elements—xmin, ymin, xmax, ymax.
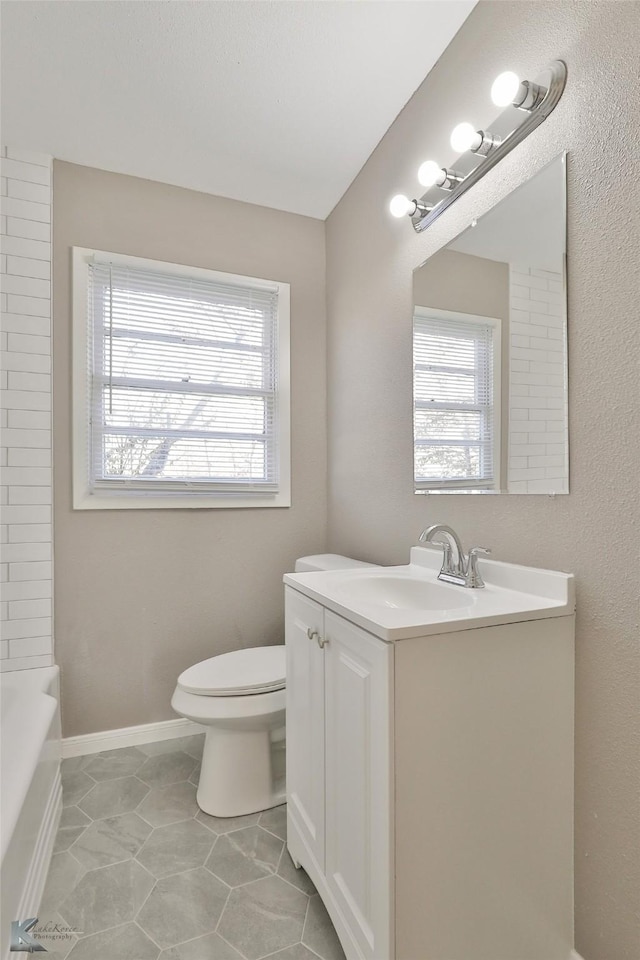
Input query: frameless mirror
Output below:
<box><xmin>413</xmin><ymin>154</ymin><xmax>567</xmax><ymax>494</ymax></box>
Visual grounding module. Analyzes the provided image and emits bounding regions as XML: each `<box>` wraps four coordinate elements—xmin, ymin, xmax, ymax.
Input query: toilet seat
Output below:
<box><xmin>177</xmin><ymin>646</ymin><xmax>285</xmax><ymax>697</ymax></box>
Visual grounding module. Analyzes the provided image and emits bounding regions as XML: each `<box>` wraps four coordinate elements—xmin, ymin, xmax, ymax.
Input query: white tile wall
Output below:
<box><xmin>0</xmin><ymin>146</ymin><xmax>54</xmax><ymax>671</ymax></box>
<box><xmin>507</xmin><ymin>265</ymin><xmax>568</xmax><ymax>494</ymax></box>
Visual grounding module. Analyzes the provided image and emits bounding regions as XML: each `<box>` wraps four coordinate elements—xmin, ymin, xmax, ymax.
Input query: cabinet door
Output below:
<box><xmin>324</xmin><ymin>612</ymin><xmax>393</xmax><ymax>960</ymax></box>
<box><xmin>285</xmin><ymin>588</ymin><xmax>326</xmax><ymax>870</ymax></box>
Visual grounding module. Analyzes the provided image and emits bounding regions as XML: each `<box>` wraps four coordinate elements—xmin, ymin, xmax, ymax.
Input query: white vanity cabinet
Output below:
<box><xmin>285</xmin><ymin>567</ymin><xmax>575</xmax><ymax>960</ymax></box>
<box><xmin>285</xmin><ymin>588</ymin><xmax>393</xmax><ymax>960</ymax></box>
<box><xmin>285</xmin><ymin>590</ymin><xmax>326</xmax><ymax>870</ymax></box>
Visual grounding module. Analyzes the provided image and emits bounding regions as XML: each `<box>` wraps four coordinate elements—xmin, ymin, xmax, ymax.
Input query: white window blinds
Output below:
<box><xmin>86</xmin><ymin>260</ymin><xmax>282</xmax><ymax>498</ymax></box>
<box><xmin>413</xmin><ymin>309</ymin><xmax>497</xmax><ymax>490</ymax></box>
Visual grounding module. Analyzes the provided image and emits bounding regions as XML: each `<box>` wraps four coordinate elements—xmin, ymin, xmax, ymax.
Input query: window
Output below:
<box><xmin>72</xmin><ymin>249</ymin><xmax>290</xmax><ymax>509</ymax></box>
<box><xmin>413</xmin><ymin>307</ymin><xmax>500</xmax><ymax>491</ymax></box>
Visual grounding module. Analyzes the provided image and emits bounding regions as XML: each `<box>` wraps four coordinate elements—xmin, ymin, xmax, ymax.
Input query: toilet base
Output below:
<box><xmin>196</xmin><ymin>726</ymin><xmax>286</xmax><ymax>818</ymax></box>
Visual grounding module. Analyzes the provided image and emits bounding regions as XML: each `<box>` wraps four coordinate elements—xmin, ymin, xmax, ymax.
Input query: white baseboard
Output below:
<box><xmin>21</xmin><ymin>772</ymin><xmax>61</xmax><ymax>919</ymax></box>
<box><xmin>61</xmin><ymin>717</ymin><xmax>205</xmax><ymax>758</ymax></box>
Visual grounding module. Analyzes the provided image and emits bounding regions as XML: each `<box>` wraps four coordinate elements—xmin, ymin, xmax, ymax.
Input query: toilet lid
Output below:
<box><xmin>177</xmin><ymin>646</ymin><xmax>286</xmax><ymax>697</ymax></box>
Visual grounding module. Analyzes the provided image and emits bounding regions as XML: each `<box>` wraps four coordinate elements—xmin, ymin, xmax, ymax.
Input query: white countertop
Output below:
<box><xmin>284</xmin><ymin>546</ymin><xmax>575</xmax><ymax>642</ymax></box>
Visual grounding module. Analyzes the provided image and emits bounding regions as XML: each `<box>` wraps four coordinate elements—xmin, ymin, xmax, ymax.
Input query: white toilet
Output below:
<box><xmin>171</xmin><ymin>554</ymin><xmax>373</xmax><ymax>818</ymax></box>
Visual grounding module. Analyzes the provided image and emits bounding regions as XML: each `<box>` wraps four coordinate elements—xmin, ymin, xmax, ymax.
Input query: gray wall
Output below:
<box><xmin>413</xmin><ymin>248</ymin><xmax>508</xmax><ymax>321</ymax></box>
<box><xmin>53</xmin><ymin>161</ymin><xmax>327</xmax><ymax>738</ymax></box>
<box><xmin>325</xmin><ymin>3</ymin><xmax>639</xmax><ymax>959</ymax></box>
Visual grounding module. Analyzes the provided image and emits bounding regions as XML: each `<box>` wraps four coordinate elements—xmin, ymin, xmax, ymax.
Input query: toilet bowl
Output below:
<box><xmin>171</xmin><ymin>553</ymin><xmax>374</xmax><ymax>818</ymax></box>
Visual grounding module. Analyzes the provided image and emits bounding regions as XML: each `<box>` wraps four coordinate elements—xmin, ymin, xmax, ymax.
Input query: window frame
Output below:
<box><xmin>413</xmin><ymin>306</ymin><xmax>501</xmax><ymax>493</ymax></box>
<box><xmin>72</xmin><ymin>247</ymin><xmax>291</xmax><ymax>510</ymax></box>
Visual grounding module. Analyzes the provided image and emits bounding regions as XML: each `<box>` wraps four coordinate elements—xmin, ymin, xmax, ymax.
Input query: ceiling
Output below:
<box><xmin>0</xmin><ymin>0</ymin><xmax>476</xmax><ymax>219</ymax></box>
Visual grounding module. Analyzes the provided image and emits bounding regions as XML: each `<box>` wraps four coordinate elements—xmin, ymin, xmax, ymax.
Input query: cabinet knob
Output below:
<box><xmin>307</xmin><ymin>627</ymin><xmax>328</xmax><ymax>649</ymax></box>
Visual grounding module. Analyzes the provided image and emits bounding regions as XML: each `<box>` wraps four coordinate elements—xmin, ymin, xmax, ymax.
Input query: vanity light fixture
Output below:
<box><xmin>390</xmin><ymin>60</ymin><xmax>567</xmax><ymax>233</ymax></box>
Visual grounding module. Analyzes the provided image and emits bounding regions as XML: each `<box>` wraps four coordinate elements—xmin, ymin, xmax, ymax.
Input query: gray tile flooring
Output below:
<box><xmin>40</xmin><ymin>737</ymin><xmax>346</xmax><ymax>960</ymax></box>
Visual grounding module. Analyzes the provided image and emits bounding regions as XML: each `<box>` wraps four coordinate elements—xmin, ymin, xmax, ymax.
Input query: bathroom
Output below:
<box><xmin>0</xmin><ymin>1</ymin><xmax>638</xmax><ymax>959</ymax></box>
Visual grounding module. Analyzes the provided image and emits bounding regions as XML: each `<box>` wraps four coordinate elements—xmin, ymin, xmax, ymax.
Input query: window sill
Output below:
<box><xmin>73</xmin><ymin>489</ymin><xmax>291</xmax><ymax>510</ymax></box>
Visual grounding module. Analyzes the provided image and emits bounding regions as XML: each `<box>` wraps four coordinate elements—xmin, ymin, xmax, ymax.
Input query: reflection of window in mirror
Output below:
<box><xmin>413</xmin><ymin>308</ymin><xmax>500</xmax><ymax>492</ymax></box>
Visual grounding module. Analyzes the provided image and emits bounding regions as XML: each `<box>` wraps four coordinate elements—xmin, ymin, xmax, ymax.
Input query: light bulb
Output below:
<box><xmin>491</xmin><ymin>71</ymin><xmax>521</xmax><ymax>107</ymax></box>
<box><xmin>450</xmin><ymin>122</ymin><xmax>481</xmax><ymax>153</ymax></box>
<box><xmin>389</xmin><ymin>194</ymin><xmax>413</xmax><ymax>218</ymax></box>
<box><xmin>417</xmin><ymin>160</ymin><xmax>443</xmax><ymax>188</ymax></box>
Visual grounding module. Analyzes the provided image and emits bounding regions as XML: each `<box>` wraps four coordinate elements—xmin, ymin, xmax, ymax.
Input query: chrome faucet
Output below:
<box><xmin>419</xmin><ymin>524</ymin><xmax>491</xmax><ymax>588</ymax></box>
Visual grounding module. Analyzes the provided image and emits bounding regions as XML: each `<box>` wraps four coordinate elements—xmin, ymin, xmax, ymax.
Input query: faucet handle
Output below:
<box><xmin>428</xmin><ymin>539</ymin><xmax>455</xmax><ymax>576</ymax></box>
<box><xmin>465</xmin><ymin>546</ymin><xmax>491</xmax><ymax>588</ymax></box>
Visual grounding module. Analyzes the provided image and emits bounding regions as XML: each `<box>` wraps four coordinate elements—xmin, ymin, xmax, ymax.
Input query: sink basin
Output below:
<box><xmin>333</xmin><ymin>574</ymin><xmax>474</xmax><ymax>612</ymax></box>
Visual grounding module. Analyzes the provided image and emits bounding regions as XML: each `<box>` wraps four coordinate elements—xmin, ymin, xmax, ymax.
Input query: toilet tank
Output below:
<box><xmin>294</xmin><ymin>554</ymin><xmax>376</xmax><ymax>573</ymax></box>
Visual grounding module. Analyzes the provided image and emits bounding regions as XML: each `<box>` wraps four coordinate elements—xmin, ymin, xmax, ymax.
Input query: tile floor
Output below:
<box><xmin>40</xmin><ymin>736</ymin><xmax>346</xmax><ymax>960</ymax></box>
